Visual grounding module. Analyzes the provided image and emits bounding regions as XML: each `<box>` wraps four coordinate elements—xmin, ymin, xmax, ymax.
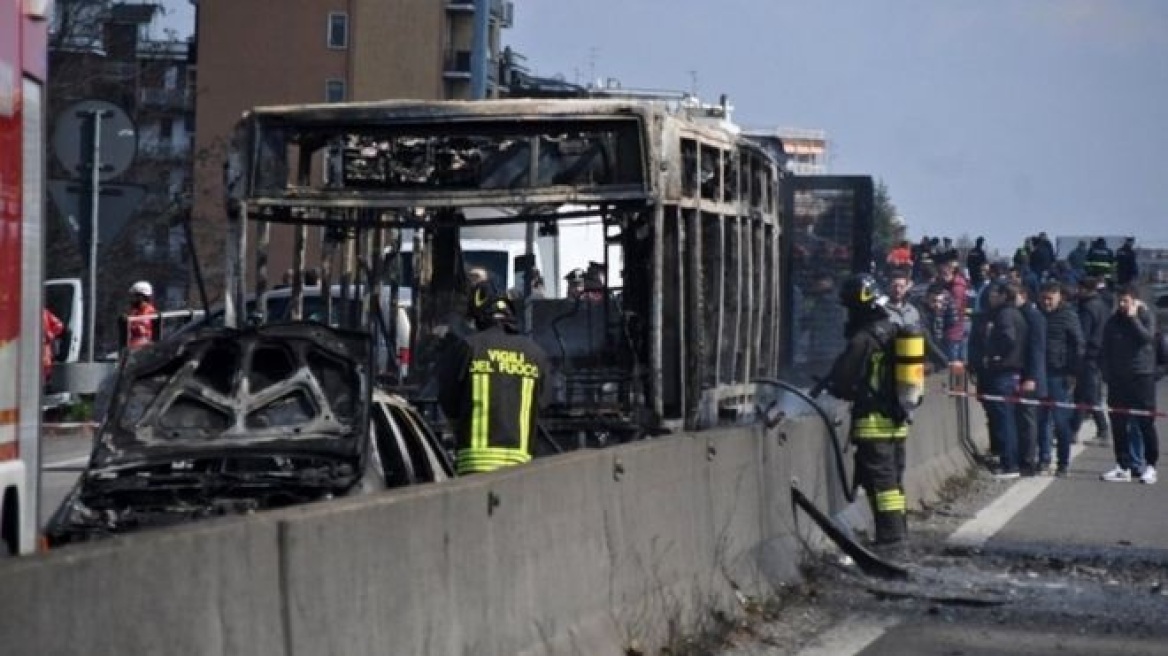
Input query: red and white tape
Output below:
<box><xmin>945</xmin><ymin>390</ymin><xmax>1168</xmax><ymax>419</ymax></box>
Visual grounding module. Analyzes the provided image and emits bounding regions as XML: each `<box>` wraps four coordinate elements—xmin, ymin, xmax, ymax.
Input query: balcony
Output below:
<box><xmin>137</xmin><ymin>141</ymin><xmax>191</xmax><ymax>162</ymax></box>
<box><xmin>493</xmin><ymin>0</ymin><xmax>514</xmax><ymax>28</ymax></box>
<box><xmin>446</xmin><ymin>0</ymin><xmax>513</xmax><ymax>27</ymax></box>
<box><xmin>787</xmin><ymin>162</ymin><xmax>828</xmax><ymax>176</ymax></box>
<box><xmin>138</xmin><ymin>87</ymin><xmax>193</xmax><ymax>111</ymax></box>
<box><xmin>101</xmin><ymin>61</ymin><xmax>139</xmax><ymax>82</ymax></box>
<box><xmin>444</xmin><ymin>50</ymin><xmax>472</xmax><ymax>78</ymax></box>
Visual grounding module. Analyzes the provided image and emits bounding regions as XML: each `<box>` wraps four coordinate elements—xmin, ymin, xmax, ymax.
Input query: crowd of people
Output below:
<box><xmin>873</xmin><ymin>233</ymin><xmax>1160</xmax><ymax>485</ymax></box>
<box><xmin>802</xmin><ymin>232</ymin><xmax>1163</xmax><ymax>555</ymax></box>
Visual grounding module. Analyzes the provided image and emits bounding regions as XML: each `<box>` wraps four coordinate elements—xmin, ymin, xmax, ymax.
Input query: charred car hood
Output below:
<box><xmin>93</xmin><ymin>323</ymin><xmax>371</xmax><ymax>470</ymax></box>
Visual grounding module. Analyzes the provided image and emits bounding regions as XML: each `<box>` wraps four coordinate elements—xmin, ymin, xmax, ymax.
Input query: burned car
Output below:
<box><xmin>46</xmin><ymin>323</ymin><xmax>452</xmax><ymax>546</ymax></box>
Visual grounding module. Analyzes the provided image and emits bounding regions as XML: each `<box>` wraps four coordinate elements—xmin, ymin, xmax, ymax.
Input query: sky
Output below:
<box><xmin>149</xmin><ymin>0</ymin><xmax>193</xmax><ymax>39</ymax></box>
<box><xmin>506</xmin><ymin>0</ymin><xmax>1168</xmax><ymax>252</ymax></box>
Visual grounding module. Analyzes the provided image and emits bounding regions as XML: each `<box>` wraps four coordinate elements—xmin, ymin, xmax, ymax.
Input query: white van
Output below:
<box><xmin>388</xmin><ymin>237</ymin><xmax>544</xmax><ymax>303</ymax></box>
<box><xmin>44</xmin><ymin>278</ymin><xmax>84</xmax><ymax>364</ymax></box>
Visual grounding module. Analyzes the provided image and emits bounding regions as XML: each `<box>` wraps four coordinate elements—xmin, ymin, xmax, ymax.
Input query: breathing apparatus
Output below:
<box><xmin>892</xmin><ymin>325</ymin><xmax>926</xmax><ymax>421</ymax></box>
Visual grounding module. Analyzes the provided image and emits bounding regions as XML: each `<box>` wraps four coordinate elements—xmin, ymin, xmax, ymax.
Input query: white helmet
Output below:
<box><xmin>129</xmin><ymin>281</ymin><xmax>153</xmax><ymax>297</ymax></box>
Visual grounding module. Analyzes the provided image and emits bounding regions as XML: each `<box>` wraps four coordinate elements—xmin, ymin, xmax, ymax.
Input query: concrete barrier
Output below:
<box><xmin>0</xmin><ymin>515</ymin><xmax>286</xmax><ymax>656</ymax></box>
<box><xmin>904</xmin><ymin>375</ymin><xmax>986</xmax><ymax>505</ymax></box>
<box><xmin>0</xmin><ymin>374</ymin><xmax>987</xmax><ymax>655</ymax></box>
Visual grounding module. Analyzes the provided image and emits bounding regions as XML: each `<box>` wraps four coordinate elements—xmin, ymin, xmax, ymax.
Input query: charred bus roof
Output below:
<box><xmin>227</xmin><ymin>98</ymin><xmax>776</xmax><ymax>223</ymax></box>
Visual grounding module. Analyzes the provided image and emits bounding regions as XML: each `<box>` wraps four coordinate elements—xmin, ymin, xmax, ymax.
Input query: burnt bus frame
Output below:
<box><xmin>224</xmin><ymin>99</ymin><xmax>783</xmax><ymax>443</ymax></box>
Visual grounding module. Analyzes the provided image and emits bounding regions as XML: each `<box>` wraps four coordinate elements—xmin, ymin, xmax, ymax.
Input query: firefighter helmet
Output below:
<box><xmin>468</xmin><ymin>281</ymin><xmax>493</xmax><ymax>316</ymax></box>
<box><xmin>839</xmin><ymin>273</ymin><xmax>886</xmax><ymax>311</ymax></box>
<box><xmin>468</xmin><ymin>281</ymin><xmax>513</xmax><ymax>328</ymax></box>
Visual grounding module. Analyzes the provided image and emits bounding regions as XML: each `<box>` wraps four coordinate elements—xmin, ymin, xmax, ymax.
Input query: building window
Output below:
<box><xmin>328</xmin><ymin>12</ymin><xmax>348</xmax><ymax>49</ymax></box>
<box><xmin>325</xmin><ymin>79</ymin><xmax>346</xmax><ymax>103</ymax></box>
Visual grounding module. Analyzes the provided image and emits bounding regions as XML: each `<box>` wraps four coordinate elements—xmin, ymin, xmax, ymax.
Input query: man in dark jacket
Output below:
<box><xmin>918</xmin><ymin>284</ymin><xmax>956</xmax><ymax>371</ymax></box>
<box><xmin>438</xmin><ymin>287</ymin><xmax>551</xmax><ymax>475</ymax></box>
<box><xmin>1029</xmin><ymin>232</ymin><xmax>1056</xmax><ymax>280</ymax></box>
<box><xmin>966</xmin><ymin>237</ymin><xmax>988</xmax><ymax>288</ymax></box>
<box><xmin>1099</xmin><ymin>284</ymin><xmax>1159</xmax><ymax>484</ymax></box>
<box><xmin>1115</xmin><ymin>237</ymin><xmax>1139</xmax><ymax>286</ymax></box>
<box><xmin>981</xmin><ymin>281</ymin><xmax>1029</xmax><ymax>478</ymax></box>
<box><xmin>1067</xmin><ymin>240</ymin><xmax>1089</xmax><ymax>278</ymax></box>
<box><xmin>1015</xmin><ymin>284</ymin><xmax>1047</xmax><ymax>475</ymax></box>
<box><xmin>1072</xmin><ymin>277</ymin><xmax>1111</xmax><ymax>443</ymax></box>
<box><xmin>1038</xmin><ymin>281</ymin><xmax>1084</xmax><ymax>476</ymax></box>
<box><xmin>968</xmin><ymin>263</ymin><xmax>1008</xmax><ymax>447</ymax></box>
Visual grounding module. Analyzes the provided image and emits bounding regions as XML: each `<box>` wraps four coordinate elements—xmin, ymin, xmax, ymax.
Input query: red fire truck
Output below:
<box><xmin>1</xmin><ymin>0</ymin><xmax>50</xmax><ymax>555</ymax></box>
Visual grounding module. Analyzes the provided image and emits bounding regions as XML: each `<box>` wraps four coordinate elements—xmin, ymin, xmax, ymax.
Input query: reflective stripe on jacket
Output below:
<box><xmin>1084</xmin><ymin>246</ymin><xmax>1114</xmax><ymax>276</ymax></box>
<box><xmin>437</xmin><ymin>323</ymin><xmax>550</xmax><ymax>475</ymax></box>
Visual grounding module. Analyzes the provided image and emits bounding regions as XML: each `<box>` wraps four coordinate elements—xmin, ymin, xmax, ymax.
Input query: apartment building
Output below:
<box><xmin>190</xmin><ymin>0</ymin><xmax>515</xmax><ymax>288</ymax></box>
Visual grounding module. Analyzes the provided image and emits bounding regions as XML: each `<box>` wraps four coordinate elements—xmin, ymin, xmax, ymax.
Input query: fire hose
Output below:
<box><xmin>752</xmin><ymin>376</ymin><xmax>854</xmax><ymax>504</ymax></box>
<box><xmin>753</xmin><ymin>376</ymin><xmax>910</xmax><ymax>579</ymax></box>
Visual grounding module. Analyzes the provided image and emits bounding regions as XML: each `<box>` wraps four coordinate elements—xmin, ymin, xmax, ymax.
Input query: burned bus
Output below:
<box><xmin>224</xmin><ymin>98</ymin><xmax>783</xmax><ymax>446</ymax></box>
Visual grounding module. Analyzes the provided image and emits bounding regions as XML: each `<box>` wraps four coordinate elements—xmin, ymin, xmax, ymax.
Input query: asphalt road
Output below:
<box><xmin>39</xmin><ymin>430</ymin><xmax>92</xmax><ymax>526</ymax></box>
<box><xmin>717</xmin><ymin>381</ymin><xmax>1168</xmax><ymax>656</ymax></box>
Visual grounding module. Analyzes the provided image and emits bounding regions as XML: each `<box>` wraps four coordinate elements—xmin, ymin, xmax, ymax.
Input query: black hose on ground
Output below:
<box><xmin>789</xmin><ymin>486</ymin><xmax>909</xmax><ymax>580</ymax></box>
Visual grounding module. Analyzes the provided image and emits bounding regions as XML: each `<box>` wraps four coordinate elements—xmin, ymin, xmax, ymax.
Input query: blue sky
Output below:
<box><xmin>507</xmin><ymin>0</ymin><xmax>1168</xmax><ymax>253</ymax></box>
<box><xmin>150</xmin><ymin>0</ymin><xmax>193</xmax><ymax>39</ymax></box>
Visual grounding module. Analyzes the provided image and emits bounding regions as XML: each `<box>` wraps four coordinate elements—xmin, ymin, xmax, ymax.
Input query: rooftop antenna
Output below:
<box><xmin>588</xmin><ymin>46</ymin><xmax>598</xmax><ymax>87</ymax></box>
<box><xmin>688</xmin><ymin>70</ymin><xmax>698</xmax><ymax>97</ymax></box>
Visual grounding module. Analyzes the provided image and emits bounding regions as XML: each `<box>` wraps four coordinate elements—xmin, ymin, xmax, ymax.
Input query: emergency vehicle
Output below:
<box><xmin>1</xmin><ymin>0</ymin><xmax>50</xmax><ymax>555</ymax></box>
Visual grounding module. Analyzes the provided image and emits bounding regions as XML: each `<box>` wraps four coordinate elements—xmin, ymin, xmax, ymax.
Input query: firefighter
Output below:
<box><xmin>1084</xmin><ymin>237</ymin><xmax>1115</xmax><ymax>283</ymax></box>
<box><xmin>437</xmin><ymin>284</ymin><xmax>551</xmax><ymax>475</ymax></box>
<box><xmin>126</xmin><ymin>281</ymin><xmax>157</xmax><ymax>349</ymax></box>
<box><xmin>822</xmin><ymin>273</ymin><xmax>912</xmax><ymax>553</ymax></box>
<box><xmin>42</xmin><ymin>309</ymin><xmax>64</xmax><ymax>385</ymax></box>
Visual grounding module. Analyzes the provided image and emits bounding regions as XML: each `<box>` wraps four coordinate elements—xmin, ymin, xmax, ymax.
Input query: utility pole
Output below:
<box><xmin>81</xmin><ymin>108</ymin><xmax>111</xmax><ymax>362</ymax></box>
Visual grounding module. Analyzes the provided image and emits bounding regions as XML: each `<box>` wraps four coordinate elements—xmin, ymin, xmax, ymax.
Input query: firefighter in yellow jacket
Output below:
<box><xmin>823</xmin><ymin>273</ymin><xmax>917</xmax><ymax>552</ymax></box>
<box><xmin>438</xmin><ymin>286</ymin><xmax>551</xmax><ymax>474</ymax></box>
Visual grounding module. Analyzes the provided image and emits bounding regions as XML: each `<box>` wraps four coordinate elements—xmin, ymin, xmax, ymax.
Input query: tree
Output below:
<box><xmin>872</xmin><ymin>178</ymin><xmax>902</xmax><ymax>256</ymax></box>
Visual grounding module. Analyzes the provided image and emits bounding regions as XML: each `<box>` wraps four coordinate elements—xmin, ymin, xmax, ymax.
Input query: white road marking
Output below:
<box><xmin>793</xmin><ymin>614</ymin><xmax>901</xmax><ymax>656</ymax></box>
<box><xmin>948</xmin><ymin>441</ymin><xmax>1087</xmax><ymax>549</ymax></box>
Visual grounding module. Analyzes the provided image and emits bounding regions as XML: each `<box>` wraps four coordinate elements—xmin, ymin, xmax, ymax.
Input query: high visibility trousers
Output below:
<box><xmin>853</xmin><ymin>439</ymin><xmax>908</xmax><ymax>545</ymax></box>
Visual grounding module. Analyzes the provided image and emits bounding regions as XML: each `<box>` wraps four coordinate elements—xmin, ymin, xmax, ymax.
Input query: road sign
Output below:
<box><xmin>48</xmin><ymin>179</ymin><xmax>145</xmax><ymax>251</ymax></box>
<box><xmin>51</xmin><ymin>100</ymin><xmax>137</xmax><ymax>181</ymax></box>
